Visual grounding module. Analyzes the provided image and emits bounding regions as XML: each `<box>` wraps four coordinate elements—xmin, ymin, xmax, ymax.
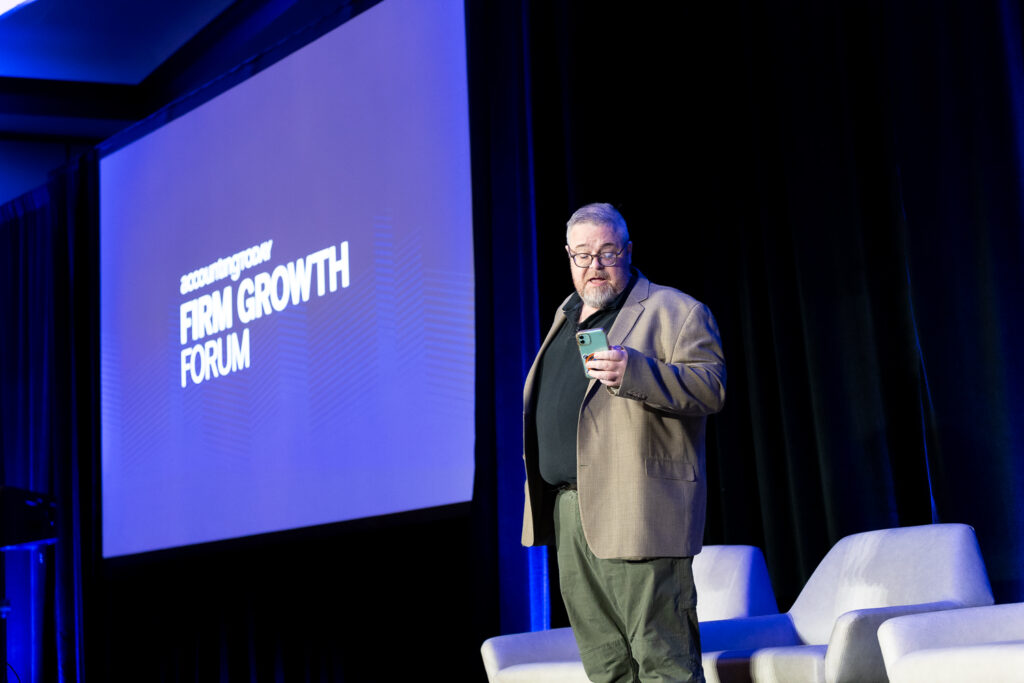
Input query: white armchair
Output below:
<box><xmin>481</xmin><ymin>544</ymin><xmax>779</xmax><ymax>683</ymax></box>
<box><xmin>700</xmin><ymin>523</ymin><xmax>994</xmax><ymax>683</ymax></box>
<box><xmin>877</xmin><ymin>602</ymin><xmax>1024</xmax><ymax>683</ymax></box>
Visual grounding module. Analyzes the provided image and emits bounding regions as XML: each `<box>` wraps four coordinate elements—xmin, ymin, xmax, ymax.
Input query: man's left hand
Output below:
<box><xmin>587</xmin><ymin>346</ymin><xmax>627</xmax><ymax>387</ymax></box>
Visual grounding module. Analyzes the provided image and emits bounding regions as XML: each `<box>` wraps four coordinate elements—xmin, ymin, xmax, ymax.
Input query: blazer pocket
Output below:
<box><xmin>645</xmin><ymin>459</ymin><xmax>696</xmax><ymax>481</ymax></box>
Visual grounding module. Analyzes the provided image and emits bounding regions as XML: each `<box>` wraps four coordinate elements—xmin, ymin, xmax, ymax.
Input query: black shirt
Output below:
<box><xmin>534</xmin><ymin>273</ymin><xmax>637</xmax><ymax>486</ymax></box>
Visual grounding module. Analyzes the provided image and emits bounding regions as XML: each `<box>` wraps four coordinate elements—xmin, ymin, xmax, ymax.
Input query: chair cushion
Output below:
<box><xmin>703</xmin><ymin>648</ymin><xmax>758</xmax><ymax>683</ymax></box>
<box><xmin>878</xmin><ymin>602</ymin><xmax>1024</xmax><ymax>667</ymax></box>
<box><xmin>749</xmin><ymin>645</ymin><xmax>827</xmax><ymax>683</ymax></box>
<box><xmin>887</xmin><ymin>641</ymin><xmax>1024</xmax><ymax>683</ymax></box>
<box><xmin>495</xmin><ymin>662</ymin><xmax>592</xmax><ymax>683</ymax></box>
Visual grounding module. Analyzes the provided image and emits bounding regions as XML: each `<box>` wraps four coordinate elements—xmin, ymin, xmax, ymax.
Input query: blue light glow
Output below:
<box><xmin>0</xmin><ymin>0</ymin><xmax>37</xmax><ymax>19</ymax></box>
<box><xmin>528</xmin><ymin>546</ymin><xmax>550</xmax><ymax>631</ymax></box>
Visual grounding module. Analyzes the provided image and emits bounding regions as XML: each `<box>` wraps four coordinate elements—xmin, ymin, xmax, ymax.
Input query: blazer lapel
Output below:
<box><xmin>529</xmin><ymin>274</ymin><xmax>651</xmax><ymax>406</ymax></box>
<box><xmin>606</xmin><ymin>272</ymin><xmax>650</xmax><ymax>347</ymax></box>
<box><xmin>582</xmin><ymin>273</ymin><xmax>650</xmax><ymax>402</ymax></box>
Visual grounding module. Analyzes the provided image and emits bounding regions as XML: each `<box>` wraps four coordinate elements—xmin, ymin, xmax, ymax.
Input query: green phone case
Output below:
<box><xmin>576</xmin><ymin>327</ymin><xmax>609</xmax><ymax>379</ymax></box>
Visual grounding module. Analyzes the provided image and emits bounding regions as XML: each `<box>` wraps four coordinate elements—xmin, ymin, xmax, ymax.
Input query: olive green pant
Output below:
<box><xmin>554</xmin><ymin>489</ymin><xmax>704</xmax><ymax>683</ymax></box>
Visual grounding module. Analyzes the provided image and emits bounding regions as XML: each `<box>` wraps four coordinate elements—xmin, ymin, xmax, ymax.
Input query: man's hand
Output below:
<box><xmin>586</xmin><ymin>346</ymin><xmax>627</xmax><ymax>387</ymax></box>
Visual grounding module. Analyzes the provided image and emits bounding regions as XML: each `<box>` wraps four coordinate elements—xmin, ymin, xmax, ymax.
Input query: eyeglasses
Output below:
<box><xmin>567</xmin><ymin>244</ymin><xmax>629</xmax><ymax>268</ymax></box>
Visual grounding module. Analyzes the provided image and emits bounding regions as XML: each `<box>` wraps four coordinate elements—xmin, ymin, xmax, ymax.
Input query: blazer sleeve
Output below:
<box><xmin>609</xmin><ymin>302</ymin><xmax>726</xmax><ymax>416</ymax></box>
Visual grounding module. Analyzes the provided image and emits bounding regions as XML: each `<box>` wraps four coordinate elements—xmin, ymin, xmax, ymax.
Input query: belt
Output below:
<box><xmin>555</xmin><ymin>482</ymin><xmax>577</xmax><ymax>492</ymax></box>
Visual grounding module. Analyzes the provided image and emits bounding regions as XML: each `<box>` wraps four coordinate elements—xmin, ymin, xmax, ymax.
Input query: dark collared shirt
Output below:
<box><xmin>535</xmin><ymin>272</ymin><xmax>637</xmax><ymax>486</ymax></box>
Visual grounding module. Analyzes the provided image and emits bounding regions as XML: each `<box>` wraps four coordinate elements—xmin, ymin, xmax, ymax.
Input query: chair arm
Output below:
<box><xmin>878</xmin><ymin>602</ymin><xmax>1024</xmax><ymax>668</ymax></box>
<box><xmin>699</xmin><ymin>612</ymin><xmax>802</xmax><ymax>653</ymax></box>
<box><xmin>480</xmin><ymin>627</ymin><xmax>580</xmax><ymax>680</ymax></box>
<box><xmin>824</xmin><ymin>601</ymin><xmax>960</xmax><ymax>683</ymax></box>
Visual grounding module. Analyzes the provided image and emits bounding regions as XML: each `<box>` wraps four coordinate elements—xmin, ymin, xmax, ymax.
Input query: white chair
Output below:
<box><xmin>481</xmin><ymin>544</ymin><xmax>779</xmax><ymax>683</ymax></box>
<box><xmin>877</xmin><ymin>602</ymin><xmax>1024</xmax><ymax>683</ymax></box>
<box><xmin>699</xmin><ymin>523</ymin><xmax>994</xmax><ymax>683</ymax></box>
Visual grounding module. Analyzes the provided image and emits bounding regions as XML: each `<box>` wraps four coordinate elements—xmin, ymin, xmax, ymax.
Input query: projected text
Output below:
<box><xmin>179</xmin><ymin>240</ymin><xmax>350</xmax><ymax>387</ymax></box>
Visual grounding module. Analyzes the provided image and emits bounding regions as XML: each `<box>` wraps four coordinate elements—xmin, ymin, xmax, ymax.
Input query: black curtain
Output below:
<box><xmin>0</xmin><ymin>155</ymin><xmax>99</xmax><ymax>682</ymax></box>
<box><xmin>0</xmin><ymin>183</ymin><xmax>58</xmax><ymax>683</ymax></box>
<box><xmin>523</xmin><ymin>0</ymin><xmax>1024</xmax><ymax>608</ymax></box>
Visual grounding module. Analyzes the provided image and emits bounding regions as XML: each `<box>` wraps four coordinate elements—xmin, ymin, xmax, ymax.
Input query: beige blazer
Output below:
<box><xmin>521</xmin><ymin>272</ymin><xmax>726</xmax><ymax>558</ymax></box>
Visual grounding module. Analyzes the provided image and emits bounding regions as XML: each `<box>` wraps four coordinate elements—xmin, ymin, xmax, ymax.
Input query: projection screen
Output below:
<box><xmin>99</xmin><ymin>0</ymin><xmax>474</xmax><ymax>558</ymax></box>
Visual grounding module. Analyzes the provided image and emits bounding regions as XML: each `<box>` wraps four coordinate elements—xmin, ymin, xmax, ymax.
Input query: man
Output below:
<box><xmin>521</xmin><ymin>203</ymin><xmax>726</xmax><ymax>682</ymax></box>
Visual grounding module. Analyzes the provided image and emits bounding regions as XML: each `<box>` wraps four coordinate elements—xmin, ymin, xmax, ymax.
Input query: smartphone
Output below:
<box><xmin>576</xmin><ymin>328</ymin><xmax>609</xmax><ymax>379</ymax></box>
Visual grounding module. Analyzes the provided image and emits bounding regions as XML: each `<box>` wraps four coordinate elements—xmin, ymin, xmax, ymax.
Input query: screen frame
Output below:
<box><xmin>96</xmin><ymin>0</ymin><xmax>479</xmax><ymax>561</ymax></box>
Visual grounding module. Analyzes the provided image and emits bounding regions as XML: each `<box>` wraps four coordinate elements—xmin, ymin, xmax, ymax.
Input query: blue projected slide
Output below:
<box><xmin>99</xmin><ymin>0</ymin><xmax>474</xmax><ymax>558</ymax></box>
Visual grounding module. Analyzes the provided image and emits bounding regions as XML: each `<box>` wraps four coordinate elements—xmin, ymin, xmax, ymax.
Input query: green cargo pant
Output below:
<box><xmin>554</xmin><ymin>489</ymin><xmax>704</xmax><ymax>683</ymax></box>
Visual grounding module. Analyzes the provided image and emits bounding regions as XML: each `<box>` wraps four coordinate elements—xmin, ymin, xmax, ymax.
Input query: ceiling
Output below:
<box><xmin>0</xmin><ymin>0</ymin><xmax>372</xmax><ymax>206</ymax></box>
<box><xmin>0</xmin><ymin>0</ymin><xmax>374</xmax><ymax>141</ymax></box>
<box><xmin>0</xmin><ymin>0</ymin><xmax>235</xmax><ymax>84</ymax></box>
<box><xmin>0</xmin><ymin>0</ymin><xmax>237</xmax><ymax>139</ymax></box>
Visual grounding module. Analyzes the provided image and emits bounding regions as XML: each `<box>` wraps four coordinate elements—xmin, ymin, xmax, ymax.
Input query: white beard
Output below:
<box><xmin>580</xmin><ymin>283</ymin><xmax>621</xmax><ymax>310</ymax></box>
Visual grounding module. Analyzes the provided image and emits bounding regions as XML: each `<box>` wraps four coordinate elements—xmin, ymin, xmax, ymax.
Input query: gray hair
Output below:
<box><xmin>565</xmin><ymin>203</ymin><xmax>630</xmax><ymax>245</ymax></box>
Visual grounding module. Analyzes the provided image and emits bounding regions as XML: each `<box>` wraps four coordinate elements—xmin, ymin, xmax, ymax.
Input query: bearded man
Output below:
<box><xmin>521</xmin><ymin>202</ymin><xmax>727</xmax><ymax>682</ymax></box>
